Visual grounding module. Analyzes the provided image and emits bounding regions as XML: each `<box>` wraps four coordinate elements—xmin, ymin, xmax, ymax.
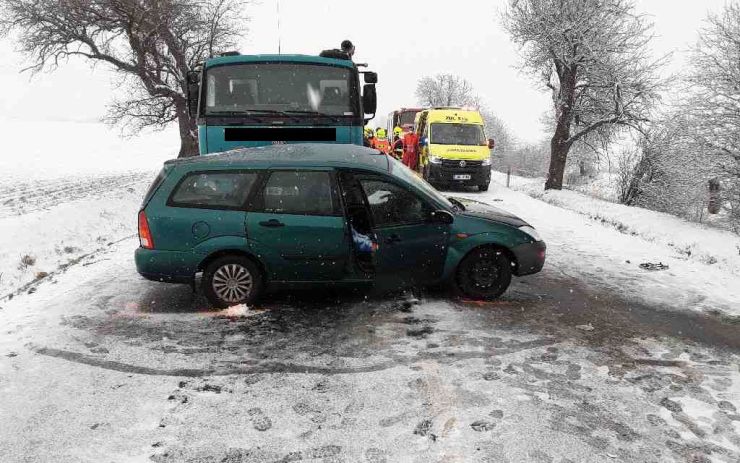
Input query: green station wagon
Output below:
<box><xmin>135</xmin><ymin>144</ymin><xmax>545</xmax><ymax>307</ymax></box>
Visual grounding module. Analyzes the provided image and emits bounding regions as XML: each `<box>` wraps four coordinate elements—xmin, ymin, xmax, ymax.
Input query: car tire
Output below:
<box><xmin>478</xmin><ymin>183</ymin><xmax>490</xmax><ymax>192</ymax></box>
<box><xmin>455</xmin><ymin>247</ymin><xmax>512</xmax><ymax>300</ymax></box>
<box><xmin>202</xmin><ymin>255</ymin><xmax>263</xmax><ymax>308</ymax></box>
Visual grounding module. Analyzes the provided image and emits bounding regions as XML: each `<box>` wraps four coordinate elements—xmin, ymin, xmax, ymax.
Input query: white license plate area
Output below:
<box><xmin>453</xmin><ymin>174</ymin><xmax>472</xmax><ymax>180</ymax></box>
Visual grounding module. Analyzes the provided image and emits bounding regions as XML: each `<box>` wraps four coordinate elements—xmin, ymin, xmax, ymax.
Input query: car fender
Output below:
<box><xmin>192</xmin><ymin>236</ymin><xmax>262</xmax><ymax>271</ymax></box>
<box><xmin>441</xmin><ymin>232</ymin><xmax>520</xmax><ymax>280</ymax></box>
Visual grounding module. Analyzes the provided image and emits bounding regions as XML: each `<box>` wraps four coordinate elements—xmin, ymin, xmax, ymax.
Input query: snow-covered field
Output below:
<box><xmin>0</xmin><ymin>119</ymin><xmax>175</xmax><ymax>296</ymax></box>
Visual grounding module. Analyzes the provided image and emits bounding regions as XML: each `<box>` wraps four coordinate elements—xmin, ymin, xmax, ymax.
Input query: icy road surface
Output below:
<box><xmin>1</xmin><ymin>238</ymin><xmax>739</xmax><ymax>462</ymax></box>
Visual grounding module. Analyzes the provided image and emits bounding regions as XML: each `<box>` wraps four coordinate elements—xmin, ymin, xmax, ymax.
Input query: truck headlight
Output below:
<box><xmin>482</xmin><ymin>157</ymin><xmax>492</xmax><ymax>166</ymax></box>
<box><xmin>519</xmin><ymin>225</ymin><xmax>541</xmax><ymax>242</ymax></box>
<box><xmin>429</xmin><ymin>155</ymin><xmax>443</xmax><ymax>164</ymax></box>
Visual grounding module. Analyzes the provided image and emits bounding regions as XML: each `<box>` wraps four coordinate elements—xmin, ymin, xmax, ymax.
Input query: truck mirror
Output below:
<box><xmin>420</xmin><ymin>137</ymin><xmax>428</xmax><ymax>147</ymax></box>
<box><xmin>363</xmin><ymin>71</ymin><xmax>378</xmax><ymax>84</ymax></box>
<box><xmin>186</xmin><ymin>70</ymin><xmax>200</xmax><ymax>118</ymax></box>
<box><xmin>362</xmin><ymin>84</ymin><xmax>377</xmax><ymax>115</ymax></box>
<box><xmin>488</xmin><ymin>138</ymin><xmax>495</xmax><ymax>149</ymax></box>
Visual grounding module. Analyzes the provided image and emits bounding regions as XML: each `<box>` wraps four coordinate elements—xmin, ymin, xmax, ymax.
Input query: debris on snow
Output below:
<box><xmin>639</xmin><ymin>262</ymin><xmax>669</xmax><ymax>271</ymax></box>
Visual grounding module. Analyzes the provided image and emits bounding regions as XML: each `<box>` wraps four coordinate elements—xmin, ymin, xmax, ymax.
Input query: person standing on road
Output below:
<box><xmin>402</xmin><ymin>129</ymin><xmax>419</xmax><ymax>171</ymax></box>
<box><xmin>373</xmin><ymin>127</ymin><xmax>390</xmax><ymax>154</ymax></box>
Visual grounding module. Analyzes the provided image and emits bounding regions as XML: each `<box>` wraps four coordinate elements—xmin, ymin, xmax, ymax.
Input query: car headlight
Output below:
<box><xmin>519</xmin><ymin>225</ymin><xmax>541</xmax><ymax>242</ymax></box>
<box><xmin>481</xmin><ymin>157</ymin><xmax>492</xmax><ymax>166</ymax></box>
<box><xmin>429</xmin><ymin>155</ymin><xmax>443</xmax><ymax>164</ymax></box>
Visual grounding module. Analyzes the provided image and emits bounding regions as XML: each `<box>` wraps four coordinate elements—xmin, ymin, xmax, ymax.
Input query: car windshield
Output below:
<box><xmin>387</xmin><ymin>156</ymin><xmax>455</xmax><ymax>210</ymax></box>
<box><xmin>204</xmin><ymin>63</ymin><xmax>356</xmax><ymax>116</ymax></box>
<box><xmin>430</xmin><ymin>123</ymin><xmax>486</xmax><ymax>146</ymax></box>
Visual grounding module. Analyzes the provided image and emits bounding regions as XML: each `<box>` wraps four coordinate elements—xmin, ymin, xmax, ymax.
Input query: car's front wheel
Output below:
<box><xmin>455</xmin><ymin>247</ymin><xmax>512</xmax><ymax>300</ymax></box>
<box><xmin>202</xmin><ymin>255</ymin><xmax>263</xmax><ymax>308</ymax></box>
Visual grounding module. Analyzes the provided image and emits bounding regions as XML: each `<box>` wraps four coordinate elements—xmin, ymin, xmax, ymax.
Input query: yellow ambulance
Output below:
<box><xmin>416</xmin><ymin>107</ymin><xmax>494</xmax><ymax>191</ymax></box>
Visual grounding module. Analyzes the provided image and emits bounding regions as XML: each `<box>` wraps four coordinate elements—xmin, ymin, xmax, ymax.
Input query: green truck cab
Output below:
<box><xmin>135</xmin><ymin>144</ymin><xmax>546</xmax><ymax>307</ymax></box>
<box><xmin>186</xmin><ymin>53</ymin><xmax>377</xmax><ymax>154</ymax></box>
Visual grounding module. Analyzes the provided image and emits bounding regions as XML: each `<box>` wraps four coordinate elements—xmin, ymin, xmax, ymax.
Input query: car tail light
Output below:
<box><xmin>138</xmin><ymin>210</ymin><xmax>154</xmax><ymax>249</ymax></box>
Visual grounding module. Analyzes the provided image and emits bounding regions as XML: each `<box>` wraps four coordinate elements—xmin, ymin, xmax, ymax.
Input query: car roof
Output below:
<box><xmin>164</xmin><ymin>144</ymin><xmax>390</xmax><ymax>172</ymax></box>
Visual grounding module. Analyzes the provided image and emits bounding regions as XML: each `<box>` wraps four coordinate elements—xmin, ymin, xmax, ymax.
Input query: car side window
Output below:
<box><xmin>169</xmin><ymin>172</ymin><xmax>257</xmax><ymax>209</ymax></box>
<box><xmin>260</xmin><ymin>171</ymin><xmax>336</xmax><ymax>216</ymax></box>
<box><xmin>359</xmin><ymin>178</ymin><xmax>428</xmax><ymax>227</ymax></box>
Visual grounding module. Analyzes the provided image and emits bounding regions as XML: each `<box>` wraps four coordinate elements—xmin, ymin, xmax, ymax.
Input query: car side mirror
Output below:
<box><xmin>186</xmin><ymin>70</ymin><xmax>200</xmax><ymax>118</ymax></box>
<box><xmin>429</xmin><ymin>209</ymin><xmax>454</xmax><ymax>224</ymax></box>
<box><xmin>362</xmin><ymin>84</ymin><xmax>377</xmax><ymax>115</ymax></box>
<box><xmin>487</xmin><ymin>138</ymin><xmax>495</xmax><ymax>149</ymax></box>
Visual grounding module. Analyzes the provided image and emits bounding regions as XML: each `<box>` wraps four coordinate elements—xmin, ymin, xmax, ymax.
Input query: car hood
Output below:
<box><xmin>453</xmin><ymin>197</ymin><xmax>529</xmax><ymax>228</ymax></box>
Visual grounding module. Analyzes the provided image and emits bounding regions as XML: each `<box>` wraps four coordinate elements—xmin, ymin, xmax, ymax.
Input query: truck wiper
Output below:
<box><xmin>282</xmin><ymin>110</ymin><xmax>344</xmax><ymax>121</ymax></box>
<box><xmin>208</xmin><ymin>109</ymin><xmax>300</xmax><ymax>121</ymax></box>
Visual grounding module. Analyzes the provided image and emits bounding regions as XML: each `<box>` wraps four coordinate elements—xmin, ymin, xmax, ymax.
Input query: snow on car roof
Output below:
<box><xmin>164</xmin><ymin>143</ymin><xmax>390</xmax><ymax>170</ymax></box>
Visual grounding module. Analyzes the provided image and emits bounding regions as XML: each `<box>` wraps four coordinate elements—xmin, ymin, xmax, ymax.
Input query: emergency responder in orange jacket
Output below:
<box><xmin>372</xmin><ymin>128</ymin><xmax>390</xmax><ymax>154</ymax></box>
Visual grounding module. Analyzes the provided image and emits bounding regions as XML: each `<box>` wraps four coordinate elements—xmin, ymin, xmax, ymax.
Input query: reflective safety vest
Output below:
<box><xmin>373</xmin><ymin>137</ymin><xmax>390</xmax><ymax>154</ymax></box>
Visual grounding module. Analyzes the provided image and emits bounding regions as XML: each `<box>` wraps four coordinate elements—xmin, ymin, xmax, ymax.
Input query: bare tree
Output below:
<box><xmin>503</xmin><ymin>0</ymin><xmax>663</xmax><ymax>190</ymax></box>
<box><xmin>0</xmin><ymin>0</ymin><xmax>247</xmax><ymax>157</ymax></box>
<box><xmin>414</xmin><ymin>72</ymin><xmax>514</xmax><ymax>151</ymax></box>
<box><xmin>685</xmin><ymin>2</ymin><xmax>740</xmax><ymax>225</ymax></box>
<box><xmin>479</xmin><ymin>107</ymin><xmax>514</xmax><ymax>153</ymax></box>
<box><xmin>415</xmin><ymin>74</ymin><xmax>478</xmax><ymax>107</ymax></box>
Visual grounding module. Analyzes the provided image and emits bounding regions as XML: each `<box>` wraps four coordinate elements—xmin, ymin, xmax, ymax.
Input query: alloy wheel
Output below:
<box><xmin>211</xmin><ymin>263</ymin><xmax>253</xmax><ymax>303</ymax></box>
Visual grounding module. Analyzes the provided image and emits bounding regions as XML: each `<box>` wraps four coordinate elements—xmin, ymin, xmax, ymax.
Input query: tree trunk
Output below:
<box><xmin>545</xmin><ymin>135</ymin><xmax>570</xmax><ymax>190</ymax></box>
<box><xmin>708</xmin><ymin>178</ymin><xmax>721</xmax><ymax>214</ymax></box>
<box><xmin>175</xmin><ymin>99</ymin><xmax>199</xmax><ymax>158</ymax></box>
<box><xmin>545</xmin><ymin>68</ymin><xmax>576</xmax><ymax>190</ymax></box>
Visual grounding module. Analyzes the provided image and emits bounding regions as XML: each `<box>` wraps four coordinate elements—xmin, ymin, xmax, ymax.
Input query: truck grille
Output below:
<box><xmin>440</xmin><ymin>159</ymin><xmax>483</xmax><ymax>168</ymax></box>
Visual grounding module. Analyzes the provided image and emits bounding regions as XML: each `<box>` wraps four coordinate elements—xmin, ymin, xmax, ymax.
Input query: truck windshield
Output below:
<box><xmin>399</xmin><ymin>111</ymin><xmax>417</xmax><ymax>126</ymax></box>
<box><xmin>430</xmin><ymin>123</ymin><xmax>486</xmax><ymax>146</ymax></box>
<box><xmin>204</xmin><ymin>63</ymin><xmax>356</xmax><ymax>116</ymax></box>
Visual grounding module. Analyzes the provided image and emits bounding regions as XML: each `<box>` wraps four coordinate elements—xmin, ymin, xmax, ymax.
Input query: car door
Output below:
<box><xmin>245</xmin><ymin>169</ymin><xmax>349</xmax><ymax>282</ymax></box>
<box><xmin>357</xmin><ymin>174</ymin><xmax>450</xmax><ymax>289</ymax></box>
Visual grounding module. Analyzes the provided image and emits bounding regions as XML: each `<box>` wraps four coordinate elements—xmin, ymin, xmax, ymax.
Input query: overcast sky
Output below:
<box><xmin>0</xmin><ymin>0</ymin><xmax>730</xmax><ymax>144</ymax></box>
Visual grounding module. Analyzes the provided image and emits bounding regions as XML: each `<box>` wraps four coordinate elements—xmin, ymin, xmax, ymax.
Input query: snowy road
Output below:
<box><xmin>1</xmin><ymin>172</ymin><xmax>739</xmax><ymax>462</ymax></box>
<box><xmin>1</xmin><ymin>237</ymin><xmax>739</xmax><ymax>462</ymax></box>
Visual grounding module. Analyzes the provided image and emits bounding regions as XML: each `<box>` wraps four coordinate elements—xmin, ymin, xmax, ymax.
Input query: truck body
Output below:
<box><xmin>387</xmin><ymin>107</ymin><xmax>423</xmax><ymax>139</ymax></box>
<box><xmin>416</xmin><ymin>107</ymin><xmax>495</xmax><ymax>191</ymax></box>
<box><xmin>187</xmin><ymin>54</ymin><xmax>377</xmax><ymax>155</ymax></box>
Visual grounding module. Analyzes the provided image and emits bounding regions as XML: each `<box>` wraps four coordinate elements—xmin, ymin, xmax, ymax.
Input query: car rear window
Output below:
<box><xmin>169</xmin><ymin>171</ymin><xmax>258</xmax><ymax>209</ymax></box>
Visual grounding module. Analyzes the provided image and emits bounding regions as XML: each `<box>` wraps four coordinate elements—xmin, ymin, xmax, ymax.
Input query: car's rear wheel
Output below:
<box><xmin>478</xmin><ymin>182</ymin><xmax>490</xmax><ymax>192</ymax></box>
<box><xmin>455</xmin><ymin>247</ymin><xmax>512</xmax><ymax>300</ymax></box>
<box><xmin>202</xmin><ymin>255</ymin><xmax>263</xmax><ymax>308</ymax></box>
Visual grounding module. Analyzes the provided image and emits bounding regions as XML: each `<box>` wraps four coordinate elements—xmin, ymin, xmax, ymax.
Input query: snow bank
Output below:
<box><xmin>492</xmin><ymin>171</ymin><xmax>740</xmax><ymax>277</ymax></box>
<box><xmin>450</xmin><ymin>175</ymin><xmax>740</xmax><ymax>317</ymax></box>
